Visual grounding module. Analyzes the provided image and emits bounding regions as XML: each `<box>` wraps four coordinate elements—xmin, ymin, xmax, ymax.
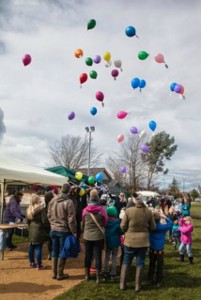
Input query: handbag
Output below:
<box><xmin>89</xmin><ymin>213</ymin><xmax>106</xmax><ymax>249</ymax></box>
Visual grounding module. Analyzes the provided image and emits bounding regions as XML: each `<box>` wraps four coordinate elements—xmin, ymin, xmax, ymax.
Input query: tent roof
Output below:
<box><xmin>46</xmin><ymin>166</ymin><xmax>88</xmax><ymax>183</ymax></box>
<box><xmin>0</xmin><ymin>157</ymin><xmax>68</xmax><ymax>186</ymax></box>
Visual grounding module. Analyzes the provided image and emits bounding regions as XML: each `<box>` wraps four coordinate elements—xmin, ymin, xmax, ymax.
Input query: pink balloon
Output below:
<box><xmin>154</xmin><ymin>53</ymin><xmax>165</xmax><ymax>64</ymax></box>
<box><xmin>111</xmin><ymin>69</ymin><xmax>119</xmax><ymax>80</ymax></box>
<box><xmin>117</xmin><ymin>111</ymin><xmax>128</xmax><ymax>119</ymax></box>
<box><xmin>22</xmin><ymin>54</ymin><xmax>32</xmax><ymax>66</ymax></box>
<box><xmin>95</xmin><ymin>91</ymin><xmax>104</xmax><ymax>102</ymax></box>
<box><xmin>117</xmin><ymin>134</ymin><xmax>124</xmax><ymax>143</ymax></box>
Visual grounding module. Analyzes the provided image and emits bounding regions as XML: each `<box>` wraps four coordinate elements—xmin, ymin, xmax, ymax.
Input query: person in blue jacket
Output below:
<box><xmin>104</xmin><ymin>206</ymin><xmax>123</xmax><ymax>279</ymax></box>
<box><xmin>182</xmin><ymin>197</ymin><xmax>191</xmax><ymax>216</ymax></box>
<box><xmin>148</xmin><ymin>211</ymin><xmax>172</xmax><ymax>287</ymax></box>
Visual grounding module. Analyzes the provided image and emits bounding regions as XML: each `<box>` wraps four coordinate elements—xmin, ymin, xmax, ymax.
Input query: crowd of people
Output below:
<box><xmin>2</xmin><ymin>185</ymin><xmax>193</xmax><ymax>292</ymax></box>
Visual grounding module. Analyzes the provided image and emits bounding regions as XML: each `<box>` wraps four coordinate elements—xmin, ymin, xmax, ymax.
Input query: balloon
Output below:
<box><xmin>138</xmin><ymin>51</ymin><xmax>149</xmax><ymax>60</ymax></box>
<box><xmin>139</xmin><ymin>79</ymin><xmax>146</xmax><ymax>90</ymax></box>
<box><xmin>170</xmin><ymin>82</ymin><xmax>177</xmax><ymax>92</ymax></box>
<box><xmin>114</xmin><ymin>60</ymin><xmax>122</xmax><ymax>70</ymax></box>
<box><xmin>125</xmin><ymin>25</ymin><xmax>136</xmax><ymax>37</ymax></box>
<box><xmin>93</xmin><ymin>55</ymin><xmax>101</xmax><ymax>64</ymax></box>
<box><xmin>88</xmin><ymin>176</ymin><xmax>95</xmax><ymax>185</ymax></box>
<box><xmin>120</xmin><ymin>166</ymin><xmax>127</xmax><ymax>174</ymax></box>
<box><xmin>131</xmin><ymin>77</ymin><xmax>140</xmax><ymax>89</ymax></box>
<box><xmin>95</xmin><ymin>91</ymin><xmax>104</xmax><ymax>102</ymax></box>
<box><xmin>180</xmin><ymin>86</ymin><xmax>185</xmax><ymax>95</ymax></box>
<box><xmin>117</xmin><ymin>111</ymin><xmax>128</xmax><ymax>119</ymax></box>
<box><xmin>103</xmin><ymin>51</ymin><xmax>111</xmax><ymax>63</ymax></box>
<box><xmin>90</xmin><ymin>70</ymin><xmax>97</xmax><ymax>79</ymax></box>
<box><xmin>81</xmin><ymin>183</ymin><xmax>87</xmax><ymax>189</ymax></box>
<box><xmin>22</xmin><ymin>54</ymin><xmax>32</xmax><ymax>66</ymax></box>
<box><xmin>111</xmin><ymin>69</ymin><xmax>119</xmax><ymax>80</ymax></box>
<box><xmin>75</xmin><ymin>171</ymin><xmax>83</xmax><ymax>180</ymax></box>
<box><xmin>90</xmin><ymin>107</ymin><xmax>97</xmax><ymax>116</ymax></box>
<box><xmin>79</xmin><ymin>73</ymin><xmax>88</xmax><ymax>85</ymax></box>
<box><xmin>130</xmin><ymin>127</ymin><xmax>138</xmax><ymax>134</ymax></box>
<box><xmin>154</xmin><ymin>53</ymin><xmax>168</xmax><ymax>68</ymax></box>
<box><xmin>68</xmin><ymin>112</ymin><xmax>75</xmax><ymax>120</ymax></box>
<box><xmin>79</xmin><ymin>188</ymin><xmax>85</xmax><ymax>196</ymax></box>
<box><xmin>74</xmin><ymin>48</ymin><xmax>83</xmax><ymax>58</ymax></box>
<box><xmin>117</xmin><ymin>134</ymin><xmax>124</xmax><ymax>143</ymax></box>
<box><xmin>174</xmin><ymin>84</ymin><xmax>182</xmax><ymax>93</ymax></box>
<box><xmin>85</xmin><ymin>57</ymin><xmax>93</xmax><ymax>66</ymax></box>
<box><xmin>96</xmin><ymin>172</ymin><xmax>104</xmax><ymax>182</ymax></box>
<box><xmin>87</xmin><ymin>19</ymin><xmax>96</xmax><ymax>30</ymax></box>
<box><xmin>141</xmin><ymin>144</ymin><xmax>149</xmax><ymax>153</ymax></box>
<box><xmin>149</xmin><ymin>120</ymin><xmax>157</xmax><ymax>132</ymax></box>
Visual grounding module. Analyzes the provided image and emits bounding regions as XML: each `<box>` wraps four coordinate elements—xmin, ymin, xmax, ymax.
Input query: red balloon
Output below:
<box><xmin>95</xmin><ymin>91</ymin><xmax>104</xmax><ymax>102</ymax></box>
<box><xmin>79</xmin><ymin>73</ymin><xmax>88</xmax><ymax>85</ymax></box>
<box><xmin>22</xmin><ymin>54</ymin><xmax>32</xmax><ymax>66</ymax></box>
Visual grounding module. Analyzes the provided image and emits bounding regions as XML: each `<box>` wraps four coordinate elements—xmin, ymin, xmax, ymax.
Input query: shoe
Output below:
<box><xmin>37</xmin><ymin>264</ymin><xmax>46</xmax><ymax>270</ymax></box>
<box><xmin>30</xmin><ymin>262</ymin><xmax>37</xmax><ymax>268</ymax></box>
<box><xmin>156</xmin><ymin>282</ymin><xmax>162</xmax><ymax>288</ymax></box>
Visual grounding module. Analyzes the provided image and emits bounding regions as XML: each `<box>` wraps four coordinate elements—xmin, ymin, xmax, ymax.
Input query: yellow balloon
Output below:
<box><xmin>79</xmin><ymin>188</ymin><xmax>85</xmax><ymax>196</ymax></box>
<box><xmin>103</xmin><ymin>51</ymin><xmax>111</xmax><ymax>63</ymax></box>
<box><xmin>75</xmin><ymin>171</ymin><xmax>83</xmax><ymax>180</ymax></box>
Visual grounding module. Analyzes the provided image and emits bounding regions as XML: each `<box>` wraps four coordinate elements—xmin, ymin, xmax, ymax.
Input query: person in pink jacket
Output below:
<box><xmin>177</xmin><ymin>216</ymin><xmax>193</xmax><ymax>264</ymax></box>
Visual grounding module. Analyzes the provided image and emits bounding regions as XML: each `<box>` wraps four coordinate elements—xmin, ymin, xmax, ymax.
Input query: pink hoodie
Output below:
<box><xmin>82</xmin><ymin>205</ymin><xmax>108</xmax><ymax>226</ymax></box>
<box><xmin>178</xmin><ymin>218</ymin><xmax>193</xmax><ymax>244</ymax></box>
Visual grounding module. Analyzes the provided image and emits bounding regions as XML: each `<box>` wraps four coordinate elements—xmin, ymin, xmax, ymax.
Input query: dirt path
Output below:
<box><xmin>0</xmin><ymin>243</ymin><xmax>85</xmax><ymax>300</ymax></box>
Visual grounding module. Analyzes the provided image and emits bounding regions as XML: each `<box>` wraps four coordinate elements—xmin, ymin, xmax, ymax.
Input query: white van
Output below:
<box><xmin>138</xmin><ymin>191</ymin><xmax>160</xmax><ymax>205</ymax></box>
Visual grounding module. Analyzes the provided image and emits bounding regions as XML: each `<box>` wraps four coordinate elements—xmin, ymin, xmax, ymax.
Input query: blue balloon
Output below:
<box><xmin>90</xmin><ymin>107</ymin><xmax>97</xmax><ymax>116</ymax></box>
<box><xmin>149</xmin><ymin>120</ymin><xmax>157</xmax><ymax>132</ymax></box>
<box><xmin>139</xmin><ymin>79</ymin><xmax>146</xmax><ymax>89</ymax></box>
<box><xmin>96</xmin><ymin>172</ymin><xmax>104</xmax><ymax>182</ymax></box>
<box><xmin>131</xmin><ymin>77</ymin><xmax>140</xmax><ymax>89</ymax></box>
<box><xmin>170</xmin><ymin>82</ymin><xmax>177</xmax><ymax>92</ymax></box>
<box><xmin>125</xmin><ymin>25</ymin><xmax>136</xmax><ymax>37</ymax></box>
<box><xmin>81</xmin><ymin>183</ymin><xmax>87</xmax><ymax>189</ymax></box>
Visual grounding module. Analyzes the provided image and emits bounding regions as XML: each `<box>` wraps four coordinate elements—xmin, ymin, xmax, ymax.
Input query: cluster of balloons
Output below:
<box><xmin>131</xmin><ymin>77</ymin><xmax>146</xmax><ymax>91</ymax></box>
<box><xmin>170</xmin><ymin>82</ymin><xmax>185</xmax><ymax>99</ymax></box>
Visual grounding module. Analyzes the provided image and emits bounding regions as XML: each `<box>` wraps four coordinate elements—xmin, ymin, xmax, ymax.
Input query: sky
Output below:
<box><xmin>0</xmin><ymin>0</ymin><xmax>201</xmax><ymax>191</ymax></box>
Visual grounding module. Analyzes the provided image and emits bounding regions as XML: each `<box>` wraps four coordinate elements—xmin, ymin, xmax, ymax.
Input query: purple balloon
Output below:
<box><xmin>130</xmin><ymin>127</ymin><xmax>138</xmax><ymax>134</ymax></box>
<box><xmin>141</xmin><ymin>144</ymin><xmax>149</xmax><ymax>153</ymax></box>
<box><xmin>68</xmin><ymin>111</ymin><xmax>75</xmax><ymax>120</ymax></box>
<box><xmin>174</xmin><ymin>84</ymin><xmax>182</xmax><ymax>93</ymax></box>
<box><xmin>120</xmin><ymin>166</ymin><xmax>127</xmax><ymax>173</ymax></box>
<box><xmin>93</xmin><ymin>55</ymin><xmax>101</xmax><ymax>64</ymax></box>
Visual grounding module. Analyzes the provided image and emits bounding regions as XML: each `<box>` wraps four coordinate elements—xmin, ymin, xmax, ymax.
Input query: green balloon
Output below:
<box><xmin>90</xmin><ymin>70</ymin><xmax>97</xmax><ymax>79</ymax></box>
<box><xmin>88</xmin><ymin>176</ymin><xmax>95</xmax><ymax>185</ymax></box>
<box><xmin>85</xmin><ymin>57</ymin><xmax>93</xmax><ymax>66</ymax></box>
<box><xmin>138</xmin><ymin>51</ymin><xmax>149</xmax><ymax>60</ymax></box>
<box><xmin>87</xmin><ymin>19</ymin><xmax>96</xmax><ymax>30</ymax></box>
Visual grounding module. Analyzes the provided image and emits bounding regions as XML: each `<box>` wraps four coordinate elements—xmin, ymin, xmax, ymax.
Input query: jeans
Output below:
<box><xmin>104</xmin><ymin>247</ymin><xmax>119</xmax><ymax>275</ymax></box>
<box><xmin>123</xmin><ymin>245</ymin><xmax>148</xmax><ymax>267</ymax></box>
<box><xmin>84</xmin><ymin>239</ymin><xmax>104</xmax><ymax>271</ymax></box>
<box><xmin>29</xmin><ymin>243</ymin><xmax>43</xmax><ymax>266</ymax></box>
<box><xmin>50</xmin><ymin>230</ymin><xmax>68</xmax><ymax>258</ymax></box>
<box><xmin>179</xmin><ymin>242</ymin><xmax>192</xmax><ymax>257</ymax></box>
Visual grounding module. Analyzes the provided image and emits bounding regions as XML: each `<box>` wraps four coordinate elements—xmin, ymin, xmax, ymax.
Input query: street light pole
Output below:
<box><xmin>85</xmin><ymin>126</ymin><xmax>95</xmax><ymax>176</ymax></box>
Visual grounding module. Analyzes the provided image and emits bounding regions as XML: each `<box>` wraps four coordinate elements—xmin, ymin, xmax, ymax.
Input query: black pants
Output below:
<box><xmin>84</xmin><ymin>239</ymin><xmax>104</xmax><ymax>271</ymax></box>
<box><xmin>148</xmin><ymin>249</ymin><xmax>164</xmax><ymax>283</ymax></box>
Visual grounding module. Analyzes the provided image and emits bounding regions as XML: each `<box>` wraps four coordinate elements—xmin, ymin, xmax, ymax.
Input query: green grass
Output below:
<box><xmin>13</xmin><ymin>233</ymin><xmax>28</xmax><ymax>245</ymax></box>
<box><xmin>54</xmin><ymin>203</ymin><xmax>201</xmax><ymax>300</ymax></box>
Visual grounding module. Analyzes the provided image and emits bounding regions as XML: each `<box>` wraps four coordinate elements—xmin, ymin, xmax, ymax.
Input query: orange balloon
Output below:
<box><xmin>74</xmin><ymin>48</ymin><xmax>83</xmax><ymax>58</ymax></box>
<box><xmin>180</xmin><ymin>86</ymin><xmax>185</xmax><ymax>95</ymax></box>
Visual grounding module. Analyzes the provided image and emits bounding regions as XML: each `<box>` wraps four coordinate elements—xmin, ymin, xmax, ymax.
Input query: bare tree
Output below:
<box><xmin>49</xmin><ymin>134</ymin><xmax>102</xmax><ymax>169</ymax></box>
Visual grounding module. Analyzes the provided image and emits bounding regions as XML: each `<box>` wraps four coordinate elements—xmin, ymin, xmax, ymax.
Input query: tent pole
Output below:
<box><xmin>0</xmin><ymin>180</ymin><xmax>6</xmax><ymax>224</ymax></box>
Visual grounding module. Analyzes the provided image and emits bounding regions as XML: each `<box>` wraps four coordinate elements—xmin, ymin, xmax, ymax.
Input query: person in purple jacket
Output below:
<box><xmin>3</xmin><ymin>191</ymin><xmax>24</xmax><ymax>249</ymax></box>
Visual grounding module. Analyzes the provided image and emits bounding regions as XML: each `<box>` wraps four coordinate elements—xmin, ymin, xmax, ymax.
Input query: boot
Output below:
<box><xmin>135</xmin><ymin>267</ymin><xmax>143</xmax><ymax>292</ymax></box>
<box><xmin>85</xmin><ymin>268</ymin><xmax>90</xmax><ymax>281</ymax></box>
<box><xmin>177</xmin><ymin>254</ymin><xmax>184</xmax><ymax>262</ymax></box>
<box><xmin>52</xmin><ymin>257</ymin><xmax>58</xmax><ymax>279</ymax></box>
<box><xmin>120</xmin><ymin>264</ymin><xmax>129</xmax><ymax>290</ymax></box>
<box><xmin>188</xmin><ymin>257</ymin><xmax>193</xmax><ymax>264</ymax></box>
<box><xmin>57</xmin><ymin>258</ymin><xmax>69</xmax><ymax>280</ymax></box>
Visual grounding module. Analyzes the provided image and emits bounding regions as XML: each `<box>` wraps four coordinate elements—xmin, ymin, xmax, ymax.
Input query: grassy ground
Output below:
<box><xmin>54</xmin><ymin>203</ymin><xmax>201</xmax><ymax>300</ymax></box>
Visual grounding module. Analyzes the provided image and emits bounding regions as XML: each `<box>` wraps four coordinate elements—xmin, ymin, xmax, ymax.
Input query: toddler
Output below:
<box><xmin>178</xmin><ymin>216</ymin><xmax>193</xmax><ymax>264</ymax></box>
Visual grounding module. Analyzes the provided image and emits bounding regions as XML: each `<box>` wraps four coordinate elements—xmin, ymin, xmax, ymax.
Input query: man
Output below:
<box><xmin>47</xmin><ymin>183</ymin><xmax>77</xmax><ymax>280</ymax></box>
<box><xmin>3</xmin><ymin>191</ymin><xmax>24</xmax><ymax>249</ymax></box>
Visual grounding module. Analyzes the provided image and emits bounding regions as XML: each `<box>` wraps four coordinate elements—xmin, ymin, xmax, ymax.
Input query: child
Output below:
<box><xmin>148</xmin><ymin>211</ymin><xmax>172</xmax><ymax>287</ymax></box>
<box><xmin>177</xmin><ymin>216</ymin><xmax>193</xmax><ymax>264</ymax></box>
<box><xmin>104</xmin><ymin>206</ymin><xmax>123</xmax><ymax>279</ymax></box>
<box><xmin>27</xmin><ymin>195</ymin><xmax>50</xmax><ymax>270</ymax></box>
<box><xmin>172</xmin><ymin>219</ymin><xmax>181</xmax><ymax>250</ymax></box>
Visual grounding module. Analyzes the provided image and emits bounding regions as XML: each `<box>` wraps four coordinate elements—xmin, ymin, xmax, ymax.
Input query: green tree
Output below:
<box><xmin>190</xmin><ymin>189</ymin><xmax>199</xmax><ymax>200</ymax></box>
<box><xmin>143</xmin><ymin>131</ymin><xmax>177</xmax><ymax>190</ymax></box>
<box><xmin>169</xmin><ymin>177</ymin><xmax>180</xmax><ymax>198</ymax></box>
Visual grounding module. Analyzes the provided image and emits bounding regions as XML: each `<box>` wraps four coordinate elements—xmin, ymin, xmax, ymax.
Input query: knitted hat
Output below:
<box><xmin>107</xmin><ymin>206</ymin><xmax>118</xmax><ymax>217</ymax></box>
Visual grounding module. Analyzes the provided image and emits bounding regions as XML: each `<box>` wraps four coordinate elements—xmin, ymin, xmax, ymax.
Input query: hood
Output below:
<box><xmin>56</xmin><ymin>194</ymin><xmax>69</xmax><ymax>202</ymax></box>
<box><xmin>85</xmin><ymin>205</ymin><xmax>102</xmax><ymax>213</ymax></box>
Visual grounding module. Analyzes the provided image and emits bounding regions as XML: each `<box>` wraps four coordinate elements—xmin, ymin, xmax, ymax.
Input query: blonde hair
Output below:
<box><xmin>90</xmin><ymin>189</ymin><xmax>98</xmax><ymax>197</ymax></box>
<box><xmin>184</xmin><ymin>216</ymin><xmax>192</xmax><ymax>223</ymax></box>
<box><xmin>27</xmin><ymin>195</ymin><xmax>42</xmax><ymax>220</ymax></box>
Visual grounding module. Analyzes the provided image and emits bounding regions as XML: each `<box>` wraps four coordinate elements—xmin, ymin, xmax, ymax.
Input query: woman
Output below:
<box><xmin>82</xmin><ymin>189</ymin><xmax>108</xmax><ymax>283</ymax></box>
<box><xmin>120</xmin><ymin>193</ymin><xmax>156</xmax><ymax>292</ymax></box>
<box><xmin>27</xmin><ymin>195</ymin><xmax>49</xmax><ymax>270</ymax></box>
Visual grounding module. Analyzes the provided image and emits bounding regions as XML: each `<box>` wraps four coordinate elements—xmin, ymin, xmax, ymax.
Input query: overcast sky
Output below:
<box><xmin>0</xmin><ymin>0</ymin><xmax>201</xmax><ymax>190</ymax></box>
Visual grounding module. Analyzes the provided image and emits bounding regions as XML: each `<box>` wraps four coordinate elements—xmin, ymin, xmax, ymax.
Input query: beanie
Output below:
<box><xmin>107</xmin><ymin>206</ymin><xmax>118</xmax><ymax>217</ymax></box>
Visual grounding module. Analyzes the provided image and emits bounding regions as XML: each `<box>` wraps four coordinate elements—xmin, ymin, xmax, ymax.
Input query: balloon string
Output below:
<box><xmin>120</xmin><ymin>68</ymin><xmax>123</xmax><ymax>72</ymax></box>
<box><xmin>101</xmin><ymin>102</ymin><xmax>104</xmax><ymax>107</ymax></box>
<box><xmin>135</xmin><ymin>35</ymin><xmax>139</xmax><ymax>39</ymax></box>
<box><xmin>80</xmin><ymin>85</ymin><xmax>82</xmax><ymax>89</ymax></box>
<box><xmin>165</xmin><ymin>63</ymin><xmax>168</xmax><ymax>68</ymax></box>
